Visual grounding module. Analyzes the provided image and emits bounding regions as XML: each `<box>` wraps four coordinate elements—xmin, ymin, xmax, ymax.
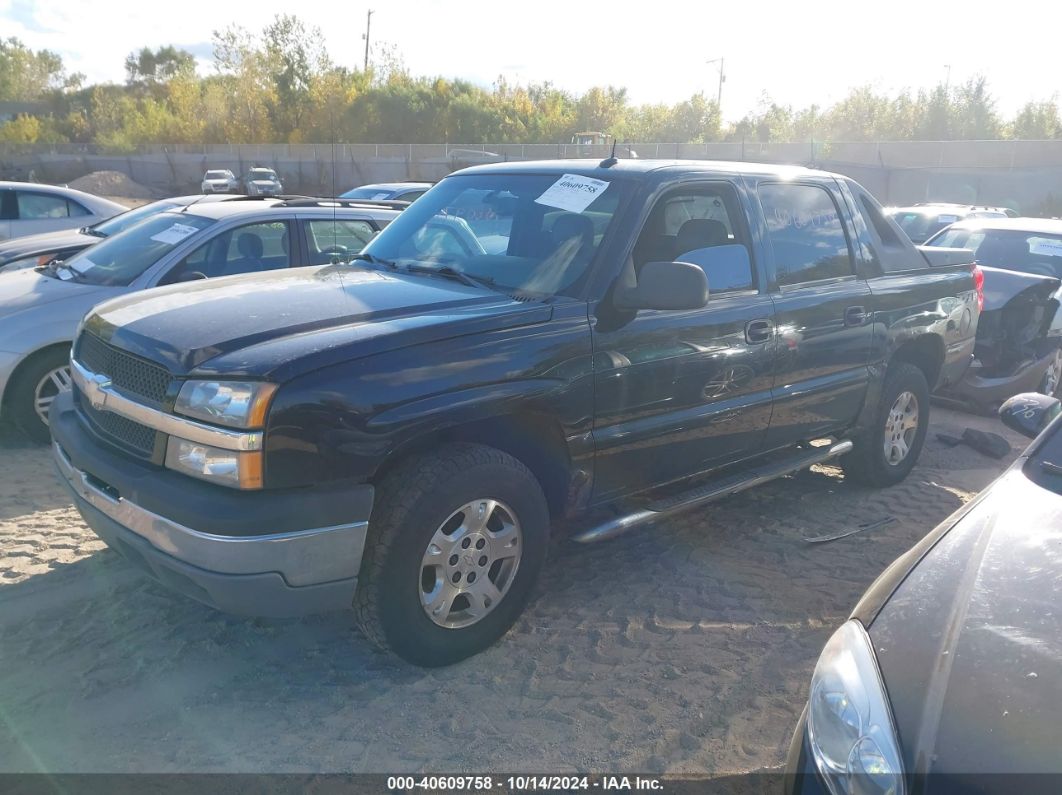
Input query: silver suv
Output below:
<box><xmin>201</xmin><ymin>170</ymin><xmax>239</xmax><ymax>194</ymax></box>
<box><xmin>0</xmin><ymin>197</ymin><xmax>399</xmax><ymax>441</ymax></box>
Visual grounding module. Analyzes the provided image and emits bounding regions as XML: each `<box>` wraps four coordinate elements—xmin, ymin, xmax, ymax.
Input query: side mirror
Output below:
<box><xmin>614</xmin><ymin>260</ymin><xmax>709</xmax><ymax>311</ymax></box>
<box><xmin>999</xmin><ymin>392</ymin><xmax>1062</xmax><ymax>439</ymax></box>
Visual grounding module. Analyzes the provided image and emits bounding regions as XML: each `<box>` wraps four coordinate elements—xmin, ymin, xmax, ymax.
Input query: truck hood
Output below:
<box><xmin>869</xmin><ymin>469</ymin><xmax>1062</xmax><ymax>778</ymax></box>
<box><xmin>0</xmin><ymin>267</ymin><xmax>112</xmax><ymax>316</ymax></box>
<box><xmin>85</xmin><ymin>265</ymin><xmax>551</xmax><ymax>380</ymax></box>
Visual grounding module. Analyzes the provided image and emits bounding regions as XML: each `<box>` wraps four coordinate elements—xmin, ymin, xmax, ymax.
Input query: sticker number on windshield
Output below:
<box><xmin>535</xmin><ymin>174</ymin><xmax>610</xmax><ymax>214</ymax></box>
<box><xmin>150</xmin><ymin>223</ymin><xmax>200</xmax><ymax>245</ymax></box>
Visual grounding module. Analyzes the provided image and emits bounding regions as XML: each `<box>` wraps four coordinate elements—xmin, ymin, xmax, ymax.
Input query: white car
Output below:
<box><xmin>0</xmin><ymin>182</ymin><xmax>126</xmax><ymax>242</ymax></box>
<box><xmin>201</xmin><ymin>169</ymin><xmax>239</xmax><ymax>194</ymax></box>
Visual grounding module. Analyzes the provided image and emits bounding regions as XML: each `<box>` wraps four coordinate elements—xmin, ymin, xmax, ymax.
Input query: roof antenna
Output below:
<box><xmin>599</xmin><ymin>137</ymin><xmax>618</xmax><ymax>168</ymax></box>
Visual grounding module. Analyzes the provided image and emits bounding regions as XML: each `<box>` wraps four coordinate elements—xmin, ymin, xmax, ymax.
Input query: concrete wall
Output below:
<box><xmin>4</xmin><ymin>140</ymin><xmax>1062</xmax><ymax>214</ymax></box>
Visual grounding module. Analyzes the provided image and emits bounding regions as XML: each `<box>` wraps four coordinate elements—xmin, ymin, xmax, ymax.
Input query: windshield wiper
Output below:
<box><xmin>350</xmin><ymin>252</ymin><xmax>398</xmax><ymax>271</ymax></box>
<box><xmin>401</xmin><ymin>263</ymin><xmax>499</xmax><ymax>293</ymax></box>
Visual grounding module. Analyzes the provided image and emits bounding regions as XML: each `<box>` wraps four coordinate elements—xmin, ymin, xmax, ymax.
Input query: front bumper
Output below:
<box><xmin>50</xmin><ymin>390</ymin><xmax>373</xmax><ymax>617</ymax></box>
<box><xmin>784</xmin><ymin>711</ymin><xmax>830</xmax><ymax>795</ymax></box>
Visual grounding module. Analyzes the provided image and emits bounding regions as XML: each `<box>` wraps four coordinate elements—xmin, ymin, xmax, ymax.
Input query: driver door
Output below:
<box><xmin>590</xmin><ymin>181</ymin><xmax>776</xmax><ymax>502</ymax></box>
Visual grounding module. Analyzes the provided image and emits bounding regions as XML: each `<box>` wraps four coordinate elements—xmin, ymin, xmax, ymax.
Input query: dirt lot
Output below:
<box><xmin>0</xmin><ymin>408</ymin><xmax>1025</xmax><ymax>774</ymax></box>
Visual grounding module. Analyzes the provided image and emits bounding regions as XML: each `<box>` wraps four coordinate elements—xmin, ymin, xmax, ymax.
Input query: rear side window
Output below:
<box><xmin>758</xmin><ymin>183</ymin><xmax>853</xmax><ymax>286</ymax></box>
<box><xmin>307</xmin><ymin>219</ymin><xmax>376</xmax><ymax>264</ymax></box>
<box><xmin>16</xmin><ymin>191</ymin><xmax>72</xmax><ymax>219</ymax></box>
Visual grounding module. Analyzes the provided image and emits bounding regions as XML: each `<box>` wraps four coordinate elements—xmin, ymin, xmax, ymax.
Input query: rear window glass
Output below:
<box><xmin>758</xmin><ymin>183</ymin><xmax>853</xmax><ymax>285</ymax></box>
<box><xmin>929</xmin><ymin>228</ymin><xmax>1062</xmax><ymax>278</ymax></box>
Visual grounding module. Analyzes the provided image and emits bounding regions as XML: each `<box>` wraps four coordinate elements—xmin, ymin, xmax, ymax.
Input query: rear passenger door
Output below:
<box><xmin>590</xmin><ymin>180</ymin><xmax>776</xmax><ymax>502</ymax></box>
<box><xmin>753</xmin><ymin>179</ymin><xmax>873</xmax><ymax>449</ymax></box>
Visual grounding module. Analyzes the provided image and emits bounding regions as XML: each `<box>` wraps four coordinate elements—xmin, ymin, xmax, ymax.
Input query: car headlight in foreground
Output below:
<box><xmin>807</xmin><ymin>620</ymin><xmax>905</xmax><ymax>795</ymax></box>
<box><xmin>175</xmin><ymin>380</ymin><xmax>276</xmax><ymax>429</ymax></box>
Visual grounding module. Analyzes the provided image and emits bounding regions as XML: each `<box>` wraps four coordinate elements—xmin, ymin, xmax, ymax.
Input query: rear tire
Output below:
<box><xmin>8</xmin><ymin>347</ymin><xmax>72</xmax><ymax>444</ymax></box>
<box><xmin>842</xmin><ymin>362</ymin><xmax>929</xmax><ymax>487</ymax></box>
<box><xmin>353</xmin><ymin>443</ymin><xmax>550</xmax><ymax>666</ymax></box>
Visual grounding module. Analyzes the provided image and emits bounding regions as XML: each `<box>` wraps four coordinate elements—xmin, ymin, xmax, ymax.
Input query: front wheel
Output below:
<box><xmin>353</xmin><ymin>444</ymin><xmax>550</xmax><ymax>666</ymax></box>
<box><xmin>842</xmin><ymin>362</ymin><xmax>930</xmax><ymax>487</ymax></box>
<box><xmin>8</xmin><ymin>347</ymin><xmax>72</xmax><ymax>444</ymax></box>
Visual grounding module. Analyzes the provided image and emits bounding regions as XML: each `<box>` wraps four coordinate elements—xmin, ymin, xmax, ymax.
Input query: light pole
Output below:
<box><xmin>943</xmin><ymin>63</ymin><xmax>952</xmax><ymax>92</ymax></box>
<box><xmin>706</xmin><ymin>57</ymin><xmax>726</xmax><ymax>115</ymax></box>
<box><xmin>363</xmin><ymin>10</ymin><xmax>374</xmax><ymax>72</ymax></box>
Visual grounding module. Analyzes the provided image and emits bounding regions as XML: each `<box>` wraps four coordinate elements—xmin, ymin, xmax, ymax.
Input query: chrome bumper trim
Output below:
<box><xmin>54</xmin><ymin>442</ymin><xmax>368</xmax><ymax>587</ymax></box>
<box><xmin>70</xmin><ymin>357</ymin><xmax>263</xmax><ymax>452</ymax></box>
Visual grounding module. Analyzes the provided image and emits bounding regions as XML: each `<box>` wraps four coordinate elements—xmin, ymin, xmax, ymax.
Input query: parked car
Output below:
<box><xmin>0</xmin><ymin>182</ymin><xmax>126</xmax><ymax>242</ymax></box>
<box><xmin>50</xmin><ymin>159</ymin><xmax>980</xmax><ymax>666</ymax></box>
<box><xmin>0</xmin><ymin>194</ymin><xmax>242</xmax><ymax>274</ymax></box>
<box><xmin>886</xmin><ymin>203</ymin><xmax>1012</xmax><ymax>244</ymax></box>
<box><xmin>200</xmin><ymin>170</ymin><xmax>239</xmax><ymax>194</ymax></box>
<box><xmin>0</xmin><ymin>197</ymin><xmax>399</xmax><ymax>441</ymax></box>
<box><xmin>340</xmin><ymin>182</ymin><xmax>432</xmax><ymax>203</ymax></box>
<box><xmin>927</xmin><ymin>218</ymin><xmax>1062</xmax><ymax>411</ymax></box>
<box><xmin>785</xmin><ymin>390</ymin><xmax>1062</xmax><ymax>795</ymax></box>
<box><xmin>241</xmin><ymin>167</ymin><xmax>283</xmax><ymax>196</ymax></box>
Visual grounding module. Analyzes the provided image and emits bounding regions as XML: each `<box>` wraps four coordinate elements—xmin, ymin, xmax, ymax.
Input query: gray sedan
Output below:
<box><xmin>0</xmin><ymin>182</ymin><xmax>126</xmax><ymax>242</ymax></box>
<box><xmin>0</xmin><ymin>198</ymin><xmax>399</xmax><ymax>441</ymax></box>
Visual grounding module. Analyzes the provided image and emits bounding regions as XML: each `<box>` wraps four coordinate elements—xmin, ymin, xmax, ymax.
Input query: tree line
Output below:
<box><xmin>1</xmin><ymin>17</ymin><xmax>1061</xmax><ymax>151</ymax></box>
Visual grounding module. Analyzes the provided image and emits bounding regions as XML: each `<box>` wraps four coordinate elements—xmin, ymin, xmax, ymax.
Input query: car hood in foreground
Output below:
<box><xmin>83</xmin><ymin>265</ymin><xmax>550</xmax><ymax>381</ymax></box>
<box><xmin>0</xmin><ymin>228</ymin><xmax>96</xmax><ymax>265</ymax></box>
<box><xmin>868</xmin><ymin>467</ymin><xmax>1062</xmax><ymax>778</ymax></box>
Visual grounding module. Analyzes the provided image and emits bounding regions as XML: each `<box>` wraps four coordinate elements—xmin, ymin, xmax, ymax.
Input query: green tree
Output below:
<box><xmin>1010</xmin><ymin>100</ymin><xmax>1061</xmax><ymax>139</ymax></box>
<box><xmin>124</xmin><ymin>46</ymin><xmax>196</xmax><ymax>86</ymax></box>
<box><xmin>0</xmin><ymin>37</ymin><xmax>82</xmax><ymax>101</ymax></box>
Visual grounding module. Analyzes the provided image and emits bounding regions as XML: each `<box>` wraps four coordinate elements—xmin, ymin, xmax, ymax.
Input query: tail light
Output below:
<box><xmin>972</xmin><ymin>264</ymin><xmax>984</xmax><ymax>312</ymax></box>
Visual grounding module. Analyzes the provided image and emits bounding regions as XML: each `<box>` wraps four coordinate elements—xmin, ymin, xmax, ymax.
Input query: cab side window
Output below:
<box><xmin>160</xmin><ymin>221</ymin><xmax>293</xmax><ymax>284</ymax></box>
<box><xmin>16</xmin><ymin>191</ymin><xmax>73</xmax><ymax>219</ymax></box>
<box><xmin>306</xmin><ymin>219</ymin><xmax>376</xmax><ymax>264</ymax></box>
<box><xmin>757</xmin><ymin>183</ymin><xmax>854</xmax><ymax>286</ymax></box>
<box><xmin>632</xmin><ymin>184</ymin><xmax>754</xmax><ymax>294</ymax></box>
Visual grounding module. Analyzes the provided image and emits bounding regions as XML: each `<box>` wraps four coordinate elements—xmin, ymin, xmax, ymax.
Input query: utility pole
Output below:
<box><xmin>363</xmin><ymin>9</ymin><xmax>374</xmax><ymax>72</ymax></box>
<box><xmin>943</xmin><ymin>63</ymin><xmax>952</xmax><ymax>92</ymax></box>
<box><xmin>706</xmin><ymin>57</ymin><xmax>726</xmax><ymax>116</ymax></box>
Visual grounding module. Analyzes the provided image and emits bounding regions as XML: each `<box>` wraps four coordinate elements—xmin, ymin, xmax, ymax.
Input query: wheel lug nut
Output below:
<box><xmin>461</xmin><ymin>538</ymin><xmax>471</xmax><ymax>549</ymax></box>
<box><xmin>478</xmin><ymin>555</ymin><xmax>488</xmax><ymax>566</ymax></box>
<box><xmin>452</xmin><ymin>572</ymin><xmax>462</xmax><ymax>584</ymax></box>
<box><xmin>475</xmin><ymin>539</ymin><xmax>486</xmax><ymax>550</ymax></box>
<box><xmin>449</xmin><ymin>554</ymin><xmax>459</xmax><ymax>566</ymax></box>
<box><xmin>467</xmin><ymin>572</ymin><xmax>477</xmax><ymax>583</ymax></box>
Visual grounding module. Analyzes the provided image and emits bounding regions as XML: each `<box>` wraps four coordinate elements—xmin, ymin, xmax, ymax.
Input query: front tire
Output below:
<box><xmin>353</xmin><ymin>444</ymin><xmax>550</xmax><ymax>666</ymax></box>
<box><xmin>8</xmin><ymin>347</ymin><xmax>72</xmax><ymax>444</ymax></box>
<box><xmin>842</xmin><ymin>362</ymin><xmax>930</xmax><ymax>487</ymax></box>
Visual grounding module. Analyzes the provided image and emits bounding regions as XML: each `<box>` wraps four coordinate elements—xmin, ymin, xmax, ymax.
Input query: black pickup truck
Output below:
<box><xmin>50</xmin><ymin>160</ymin><xmax>981</xmax><ymax>665</ymax></box>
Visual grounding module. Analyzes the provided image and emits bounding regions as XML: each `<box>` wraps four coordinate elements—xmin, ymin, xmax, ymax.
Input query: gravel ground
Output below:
<box><xmin>0</xmin><ymin>408</ymin><xmax>1025</xmax><ymax>774</ymax></box>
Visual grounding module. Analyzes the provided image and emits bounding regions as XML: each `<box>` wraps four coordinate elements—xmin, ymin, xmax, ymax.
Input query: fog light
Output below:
<box><xmin>165</xmin><ymin>438</ymin><xmax>262</xmax><ymax>489</ymax></box>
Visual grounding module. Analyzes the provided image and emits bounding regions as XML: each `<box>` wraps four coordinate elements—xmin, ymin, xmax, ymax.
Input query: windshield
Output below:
<box><xmin>360</xmin><ymin>173</ymin><xmax>627</xmax><ymax>298</ymax></box>
<box><xmin>92</xmin><ymin>200</ymin><xmax>182</xmax><ymax>237</ymax></box>
<box><xmin>59</xmin><ymin>212</ymin><xmax>215</xmax><ymax>286</ymax></box>
<box><xmin>889</xmin><ymin>209</ymin><xmax>963</xmax><ymax>243</ymax></box>
<box><xmin>928</xmin><ymin>227</ymin><xmax>1062</xmax><ymax>278</ymax></box>
<box><xmin>249</xmin><ymin>170</ymin><xmax>275</xmax><ymax>180</ymax></box>
<box><xmin>205</xmin><ymin>171</ymin><xmax>230</xmax><ymax>179</ymax></box>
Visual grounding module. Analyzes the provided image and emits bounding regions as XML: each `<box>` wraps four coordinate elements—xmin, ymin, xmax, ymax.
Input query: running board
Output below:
<box><xmin>572</xmin><ymin>439</ymin><xmax>853</xmax><ymax>544</ymax></box>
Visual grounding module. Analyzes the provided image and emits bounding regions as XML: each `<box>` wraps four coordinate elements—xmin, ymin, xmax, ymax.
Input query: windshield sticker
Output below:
<box><xmin>535</xmin><ymin>174</ymin><xmax>610</xmax><ymax>214</ymax></box>
<box><xmin>1030</xmin><ymin>238</ymin><xmax>1062</xmax><ymax>258</ymax></box>
<box><xmin>68</xmin><ymin>257</ymin><xmax>95</xmax><ymax>275</ymax></box>
<box><xmin>936</xmin><ymin>214</ymin><xmax>960</xmax><ymax>223</ymax></box>
<box><xmin>56</xmin><ymin>267</ymin><xmax>74</xmax><ymax>280</ymax></box>
<box><xmin>150</xmin><ymin>223</ymin><xmax>200</xmax><ymax>246</ymax></box>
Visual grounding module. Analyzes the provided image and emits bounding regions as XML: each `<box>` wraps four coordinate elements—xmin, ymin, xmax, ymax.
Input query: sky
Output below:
<box><xmin>1</xmin><ymin>0</ymin><xmax>1058</xmax><ymax>123</ymax></box>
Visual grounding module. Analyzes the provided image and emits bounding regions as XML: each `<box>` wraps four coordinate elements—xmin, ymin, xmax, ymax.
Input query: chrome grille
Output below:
<box><xmin>75</xmin><ymin>333</ymin><xmax>171</xmax><ymax>405</ymax></box>
<box><xmin>75</xmin><ymin>392</ymin><xmax>157</xmax><ymax>458</ymax></box>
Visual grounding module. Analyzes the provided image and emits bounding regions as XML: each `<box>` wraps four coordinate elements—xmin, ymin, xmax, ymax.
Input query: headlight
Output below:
<box><xmin>807</xmin><ymin>620</ymin><xmax>905</xmax><ymax>795</ymax></box>
<box><xmin>165</xmin><ymin>438</ymin><xmax>262</xmax><ymax>489</ymax></box>
<box><xmin>174</xmin><ymin>380</ymin><xmax>276</xmax><ymax>429</ymax></box>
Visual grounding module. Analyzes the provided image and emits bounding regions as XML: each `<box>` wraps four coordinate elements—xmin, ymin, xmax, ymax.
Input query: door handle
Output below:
<box><xmin>745</xmin><ymin>318</ymin><xmax>773</xmax><ymax>344</ymax></box>
<box><xmin>844</xmin><ymin>306</ymin><xmax>868</xmax><ymax>327</ymax></box>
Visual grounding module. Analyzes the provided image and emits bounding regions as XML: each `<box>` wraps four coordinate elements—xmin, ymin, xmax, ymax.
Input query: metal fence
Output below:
<box><xmin>4</xmin><ymin>140</ymin><xmax>1062</xmax><ymax>213</ymax></box>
